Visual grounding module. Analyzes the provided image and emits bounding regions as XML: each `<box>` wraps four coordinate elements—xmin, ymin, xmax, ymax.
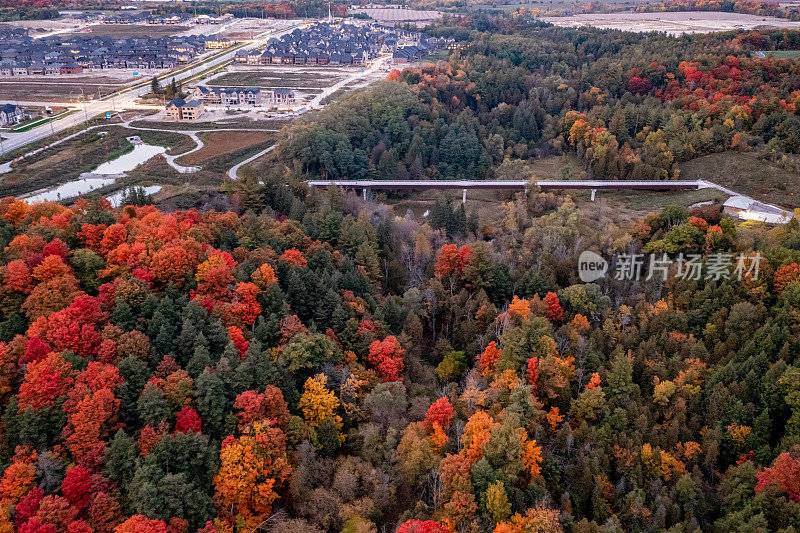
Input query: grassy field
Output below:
<box><xmin>678</xmin><ymin>151</ymin><xmax>800</xmax><ymax>209</ymax></box>
<box><xmin>209</xmin><ymin>70</ymin><xmax>347</xmax><ymax>89</ymax></box>
<box><xmin>760</xmin><ymin>50</ymin><xmax>800</xmax><ymax>58</ymax></box>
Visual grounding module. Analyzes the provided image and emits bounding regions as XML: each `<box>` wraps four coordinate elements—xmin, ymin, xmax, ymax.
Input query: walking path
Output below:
<box><xmin>228</xmin><ymin>144</ymin><xmax>276</xmax><ymax>180</ymax></box>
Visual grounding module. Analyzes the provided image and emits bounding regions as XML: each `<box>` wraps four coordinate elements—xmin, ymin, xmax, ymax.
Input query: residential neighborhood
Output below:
<box><xmin>0</xmin><ymin>27</ymin><xmax>230</xmax><ymax>76</ymax></box>
<box><xmin>232</xmin><ymin>21</ymin><xmax>449</xmax><ymax>66</ymax></box>
<box><xmin>103</xmin><ymin>12</ymin><xmax>234</xmax><ymax>25</ymax></box>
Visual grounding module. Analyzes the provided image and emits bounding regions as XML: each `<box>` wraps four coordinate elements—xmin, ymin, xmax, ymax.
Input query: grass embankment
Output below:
<box><xmin>11</xmin><ymin>109</ymin><xmax>80</xmax><ymax>133</ymax></box>
<box><xmin>679</xmin><ymin>151</ymin><xmax>800</xmax><ymax>209</ymax></box>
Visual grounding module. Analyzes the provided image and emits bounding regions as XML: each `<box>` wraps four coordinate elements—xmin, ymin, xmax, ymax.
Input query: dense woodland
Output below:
<box><xmin>1</xmin><ymin>156</ymin><xmax>800</xmax><ymax>532</ymax></box>
<box><xmin>276</xmin><ymin>20</ymin><xmax>800</xmax><ymax>187</ymax></box>
<box><xmin>3</xmin><ymin>14</ymin><xmax>800</xmax><ymax>533</ymax></box>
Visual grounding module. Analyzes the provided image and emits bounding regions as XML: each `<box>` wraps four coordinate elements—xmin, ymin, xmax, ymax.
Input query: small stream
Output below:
<box><xmin>22</xmin><ymin>142</ymin><xmax>166</xmax><ymax>204</ymax></box>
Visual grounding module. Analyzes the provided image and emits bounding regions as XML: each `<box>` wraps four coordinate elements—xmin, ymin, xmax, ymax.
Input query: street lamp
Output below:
<box><xmin>80</xmin><ymin>88</ymin><xmax>89</xmax><ymax>122</ymax></box>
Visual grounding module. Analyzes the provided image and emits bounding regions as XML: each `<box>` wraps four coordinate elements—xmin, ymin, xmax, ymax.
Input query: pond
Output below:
<box><xmin>92</xmin><ymin>144</ymin><xmax>166</xmax><ymax>175</ymax></box>
<box><xmin>23</xmin><ymin>177</ymin><xmax>119</xmax><ymax>204</ymax></box>
<box><xmin>22</xmin><ymin>142</ymin><xmax>167</xmax><ymax>204</ymax></box>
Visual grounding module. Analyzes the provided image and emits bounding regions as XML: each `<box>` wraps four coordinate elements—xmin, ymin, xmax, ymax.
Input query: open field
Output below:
<box><xmin>0</xmin><ymin>71</ymin><xmax>161</xmax><ymax>102</ymax></box>
<box><xmin>208</xmin><ymin>68</ymin><xmax>349</xmax><ymax>89</ymax></box>
<box><xmin>759</xmin><ymin>49</ymin><xmax>800</xmax><ymax>58</ymax></box>
<box><xmin>81</xmin><ymin>24</ymin><xmax>190</xmax><ymax>38</ymax></box>
<box><xmin>218</xmin><ymin>18</ymin><xmax>301</xmax><ymax>40</ymax></box>
<box><xmin>0</xmin><ymin>18</ymin><xmax>86</xmax><ymax>37</ymax></box>
<box><xmin>540</xmin><ymin>11</ymin><xmax>800</xmax><ymax>34</ymax></box>
<box><xmin>679</xmin><ymin>151</ymin><xmax>800</xmax><ymax>209</ymax></box>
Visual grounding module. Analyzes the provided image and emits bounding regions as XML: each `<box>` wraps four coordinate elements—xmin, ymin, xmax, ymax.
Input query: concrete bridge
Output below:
<box><xmin>306</xmin><ymin>179</ymin><xmax>706</xmax><ymax>202</ymax></box>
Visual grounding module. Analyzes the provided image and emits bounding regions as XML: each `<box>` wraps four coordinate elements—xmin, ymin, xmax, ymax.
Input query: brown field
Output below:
<box><xmin>0</xmin><ymin>74</ymin><xmax>139</xmax><ymax>102</ymax></box>
<box><xmin>541</xmin><ymin>11</ymin><xmax>800</xmax><ymax>35</ymax></box>
<box><xmin>209</xmin><ymin>68</ymin><xmax>350</xmax><ymax>89</ymax></box>
<box><xmin>178</xmin><ymin>131</ymin><xmax>274</xmax><ymax>165</ymax></box>
<box><xmin>82</xmin><ymin>24</ymin><xmax>190</xmax><ymax>38</ymax></box>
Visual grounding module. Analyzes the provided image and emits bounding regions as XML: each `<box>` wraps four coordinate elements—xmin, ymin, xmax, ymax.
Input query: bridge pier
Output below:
<box><xmin>591</xmin><ymin>189</ymin><xmax>596</xmax><ymax>201</ymax></box>
<box><xmin>462</xmin><ymin>188</ymin><xmax>466</xmax><ymax>204</ymax></box>
<box><xmin>363</xmin><ymin>188</ymin><xmax>367</xmax><ymax>201</ymax></box>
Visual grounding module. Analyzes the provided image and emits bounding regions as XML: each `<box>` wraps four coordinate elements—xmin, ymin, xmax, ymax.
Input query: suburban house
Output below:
<box><xmin>391</xmin><ymin>44</ymin><xmax>430</xmax><ymax>64</ymax></box>
<box><xmin>191</xmin><ymin>86</ymin><xmax>263</xmax><ymax>106</ymax></box>
<box><xmin>274</xmin><ymin>89</ymin><xmax>295</xmax><ymax>105</ymax></box>
<box><xmin>0</xmin><ymin>103</ymin><xmax>24</xmax><ymax>126</ymax></box>
<box><xmin>205</xmin><ymin>37</ymin><xmax>231</xmax><ymax>49</ymax></box>
<box><xmin>165</xmin><ymin>98</ymin><xmax>205</xmax><ymax>121</ymax></box>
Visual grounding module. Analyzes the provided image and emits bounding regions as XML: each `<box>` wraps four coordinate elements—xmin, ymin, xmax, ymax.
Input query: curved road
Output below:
<box><xmin>228</xmin><ymin>144</ymin><xmax>276</xmax><ymax>180</ymax></box>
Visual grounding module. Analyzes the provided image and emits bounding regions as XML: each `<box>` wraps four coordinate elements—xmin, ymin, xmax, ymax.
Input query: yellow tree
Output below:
<box><xmin>214</xmin><ymin>420</ymin><xmax>292</xmax><ymax>529</ymax></box>
<box><xmin>298</xmin><ymin>373</ymin><xmax>343</xmax><ymax>437</ymax></box>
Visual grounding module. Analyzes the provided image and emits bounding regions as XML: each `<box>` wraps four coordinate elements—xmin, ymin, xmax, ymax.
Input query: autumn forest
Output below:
<box><xmin>1</xmin><ymin>11</ymin><xmax>800</xmax><ymax>533</ymax></box>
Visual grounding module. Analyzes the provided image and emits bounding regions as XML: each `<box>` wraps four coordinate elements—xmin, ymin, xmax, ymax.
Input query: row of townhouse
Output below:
<box><xmin>232</xmin><ymin>21</ymin><xmax>443</xmax><ymax>67</ymax></box>
<box><xmin>236</xmin><ymin>48</ymin><xmax>368</xmax><ymax>66</ymax></box>
<box><xmin>104</xmin><ymin>11</ymin><xmax>234</xmax><ymax>26</ymax></box>
<box><xmin>391</xmin><ymin>43</ymin><xmax>432</xmax><ymax>64</ymax></box>
<box><xmin>0</xmin><ymin>29</ymin><xmax>219</xmax><ymax>76</ymax></box>
<box><xmin>190</xmin><ymin>86</ymin><xmax>296</xmax><ymax>106</ymax></box>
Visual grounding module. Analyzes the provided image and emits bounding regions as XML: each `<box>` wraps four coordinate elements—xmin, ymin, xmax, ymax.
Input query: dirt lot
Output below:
<box><xmin>0</xmin><ymin>19</ymin><xmax>85</xmax><ymax>36</ymax></box>
<box><xmin>208</xmin><ymin>67</ymin><xmax>350</xmax><ymax>89</ymax></box>
<box><xmin>541</xmin><ymin>11</ymin><xmax>800</xmax><ymax>35</ymax></box>
<box><xmin>132</xmin><ymin>108</ymin><xmax>292</xmax><ymax>130</ymax></box>
<box><xmin>82</xmin><ymin>24</ymin><xmax>190</xmax><ymax>38</ymax></box>
<box><xmin>217</xmin><ymin>18</ymin><xmax>301</xmax><ymax>41</ymax></box>
<box><xmin>0</xmin><ymin>71</ymin><xmax>159</xmax><ymax>102</ymax></box>
<box><xmin>178</xmin><ymin>131</ymin><xmax>274</xmax><ymax>165</ymax></box>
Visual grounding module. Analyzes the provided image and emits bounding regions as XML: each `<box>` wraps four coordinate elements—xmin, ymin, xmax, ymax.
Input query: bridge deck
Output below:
<box><xmin>306</xmin><ymin>180</ymin><xmax>704</xmax><ymax>190</ymax></box>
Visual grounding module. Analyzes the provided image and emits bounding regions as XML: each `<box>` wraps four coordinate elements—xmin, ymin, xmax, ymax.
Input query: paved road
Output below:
<box><xmin>308</xmin><ymin>53</ymin><xmax>391</xmax><ymax>109</ymax></box>
<box><xmin>0</xmin><ymin>20</ymin><xmax>308</xmax><ymax>155</ymax></box>
<box><xmin>228</xmin><ymin>144</ymin><xmax>276</xmax><ymax>180</ymax></box>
